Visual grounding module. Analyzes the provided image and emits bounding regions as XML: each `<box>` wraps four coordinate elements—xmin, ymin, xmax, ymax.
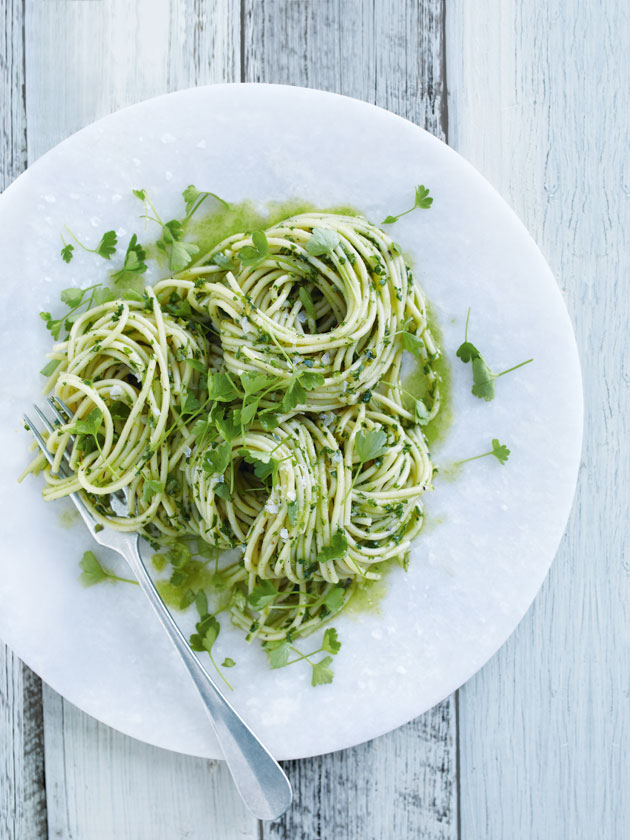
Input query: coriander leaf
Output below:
<box><xmin>40</xmin><ymin>359</ymin><xmax>61</xmax><ymax>377</ymax></box>
<box><xmin>355</xmin><ymin>428</ymin><xmax>387</xmax><ymax>463</ymax></box>
<box><xmin>192</xmin><ymin>418</ymin><xmax>210</xmax><ymax>444</ymax></box>
<box><xmin>60</xmin><ymin>287</ymin><xmax>85</xmax><ymax>308</ymax></box>
<box><xmin>78</xmin><ymin>551</ymin><xmax>108</xmax><ymax>586</ymax></box>
<box><xmin>61</xmin><ymin>243</ymin><xmax>74</xmax><ymax>263</ymax></box>
<box><xmin>181</xmin><ymin>393</ymin><xmax>201</xmax><ymax>415</ymax></box>
<box><xmin>266</xmin><ymin>640</ymin><xmax>291</xmax><ymax>669</ymax></box>
<box><xmin>179</xmin><ymin>589</ymin><xmax>196</xmax><ymax>609</ymax></box>
<box><xmin>298</xmin><ymin>286</ymin><xmax>317</xmax><ymax>321</ymax></box>
<box><xmin>248</xmin><ymin>579</ymin><xmax>279</xmax><ymax>611</ymax></box>
<box><xmin>401</xmin><ymin>331</ymin><xmax>423</xmax><ymax>357</ymax></box>
<box><xmin>491</xmin><ymin>438</ymin><xmax>511</xmax><ymax>464</ymax></box>
<box><xmin>282</xmin><ymin>377</ymin><xmax>306</xmax><ymax>413</ymax></box>
<box><xmin>414</xmin><ymin>398</ymin><xmax>430</xmax><ymax>425</ymax></box>
<box><xmin>298</xmin><ymin>371</ymin><xmax>325</xmax><ymax>390</ymax></box>
<box><xmin>471</xmin><ymin>357</ymin><xmax>496</xmax><ymax>401</ymax></box>
<box><xmin>132</xmin><ymin>188</ymin><xmax>146</xmax><ymax>201</ymax></box>
<box><xmin>318</xmin><ymin>529</ymin><xmax>348</xmax><ymax>563</ymax></box>
<box><xmin>95</xmin><ymin>230</ymin><xmax>118</xmax><ymax>260</ymax></box>
<box><xmin>322</xmin><ymin>627</ymin><xmax>341</xmax><ymax>655</ymax></box>
<box><xmin>238</xmin><ymin>230</ymin><xmax>269</xmax><ymax>266</ymax></box>
<box><xmin>201</xmin><ymin>616</ymin><xmax>220</xmax><ymax>654</ymax></box>
<box><xmin>287</xmin><ymin>500</ymin><xmax>298</xmax><ymax>527</ymax></box>
<box><xmin>142</xmin><ymin>478</ymin><xmax>164</xmax><ymax>503</ymax></box>
<box><xmin>215</xmin><ymin>412</ymin><xmax>240</xmax><ymax>442</ymax></box>
<box><xmin>170</xmin><ymin>240</ymin><xmax>199</xmax><ymax>272</ymax></box>
<box><xmin>164</xmin><ymin>219</ymin><xmax>184</xmax><ymax>242</ymax></box>
<box><xmin>208</xmin><ymin>372</ymin><xmax>240</xmax><ymax>402</ymax></box>
<box><xmin>123</xmin><ymin>289</ymin><xmax>145</xmax><ymax>302</ymax></box>
<box><xmin>323</xmin><ymin>585</ymin><xmax>345</xmax><ymax>612</ymax></box>
<box><xmin>305</xmin><ymin>227</ymin><xmax>340</xmax><ymax>256</ymax></box>
<box><xmin>203</xmin><ymin>441</ymin><xmax>232</xmax><ymax>475</ymax></box>
<box><xmin>456</xmin><ymin>341</ymin><xmax>480</xmax><ymax>363</ymax></box>
<box><xmin>311</xmin><ymin>655</ymin><xmax>334</xmax><ymax>686</ymax></box>
<box><xmin>222</xmin><ymin>658</ymin><xmax>236</xmax><ymax>668</ymax></box>
<box><xmin>73</xmin><ymin>408</ymin><xmax>103</xmax><ymax>439</ymax></box>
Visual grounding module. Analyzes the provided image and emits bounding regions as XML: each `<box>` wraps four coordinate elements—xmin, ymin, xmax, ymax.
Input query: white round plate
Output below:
<box><xmin>0</xmin><ymin>84</ymin><xmax>582</xmax><ymax>760</ymax></box>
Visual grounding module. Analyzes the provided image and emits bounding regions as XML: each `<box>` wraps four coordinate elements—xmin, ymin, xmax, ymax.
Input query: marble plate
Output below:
<box><xmin>0</xmin><ymin>84</ymin><xmax>582</xmax><ymax>760</ymax></box>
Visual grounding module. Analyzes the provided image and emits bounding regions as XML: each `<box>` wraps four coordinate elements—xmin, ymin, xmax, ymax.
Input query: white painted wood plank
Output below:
<box><xmin>43</xmin><ymin>686</ymin><xmax>255</xmax><ymax>840</ymax></box>
<box><xmin>25</xmin><ymin>1</ymin><xmax>254</xmax><ymax>837</ymax></box>
<box><xmin>1</xmin><ymin>1</ymin><xmax>48</xmax><ymax>836</ymax></box>
<box><xmin>244</xmin><ymin>2</ymin><xmax>455</xmax><ymax>837</ymax></box>
<box><xmin>25</xmin><ymin>0</ymin><xmax>240</xmax><ymax>162</ymax></box>
<box><xmin>447</xmin><ymin>1</ymin><xmax>630</xmax><ymax>838</ymax></box>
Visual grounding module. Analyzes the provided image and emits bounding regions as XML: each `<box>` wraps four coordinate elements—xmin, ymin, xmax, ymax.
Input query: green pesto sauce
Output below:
<box><xmin>190</xmin><ymin>198</ymin><xmax>362</xmax><ymax>257</ymax></box>
<box><xmin>155</xmin><ymin>560</ymin><xmax>215</xmax><ymax>609</ymax></box>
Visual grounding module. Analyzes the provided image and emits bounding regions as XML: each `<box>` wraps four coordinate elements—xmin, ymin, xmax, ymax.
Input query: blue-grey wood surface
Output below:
<box><xmin>0</xmin><ymin>1</ymin><xmax>627</xmax><ymax>838</ymax></box>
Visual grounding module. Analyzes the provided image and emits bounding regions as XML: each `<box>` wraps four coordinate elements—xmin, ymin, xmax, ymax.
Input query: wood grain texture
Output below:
<box><xmin>1</xmin><ymin>1</ymin><xmax>48</xmax><ymax>838</ymax></box>
<box><xmin>43</xmin><ymin>687</ymin><xmax>256</xmax><ymax>840</ymax></box>
<box><xmin>25</xmin><ymin>0</ymin><xmax>240</xmax><ymax>161</ymax></box>
<box><xmin>447</xmin><ymin>2</ymin><xmax>629</xmax><ymax>838</ymax></box>
<box><xmin>243</xmin><ymin>0</ymin><xmax>447</xmax><ymax>140</ymax></box>
<box><xmin>244</xmin><ymin>2</ymin><xmax>455</xmax><ymax>838</ymax></box>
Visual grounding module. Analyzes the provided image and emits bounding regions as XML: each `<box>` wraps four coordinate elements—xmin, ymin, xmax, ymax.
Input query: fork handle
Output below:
<box><xmin>123</xmin><ymin>535</ymin><xmax>292</xmax><ymax>821</ymax></box>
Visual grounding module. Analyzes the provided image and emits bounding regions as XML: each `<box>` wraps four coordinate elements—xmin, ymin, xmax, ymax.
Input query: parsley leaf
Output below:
<box><xmin>248</xmin><ymin>580</ymin><xmax>279</xmax><ymax>610</ymax></box>
<box><xmin>311</xmin><ymin>656</ymin><xmax>334</xmax><ymax>686</ymax></box>
<box><xmin>355</xmin><ymin>428</ymin><xmax>388</xmax><ymax>463</ymax></box>
<box><xmin>240</xmin><ymin>371</ymin><xmax>275</xmax><ymax>395</ymax></box>
<box><xmin>456</xmin><ymin>438</ymin><xmax>511</xmax><ymax>467</ymax></box>
<box><xmin>95</xmin><ymin>230</ymin><xmax>118</xmax><ymax>259</ymax></box>
<box><xmin>79</xmin><ymin>550</ymin><xmax>135</xmax><ymax>587</ymax></box>
<box><xmin>222</xmin><ymin>658</ymin><xmax>236</xmax><ymax>668</ymax></box>
<box><xmin>111</xmin><ymin>234</ymin><xmax>147</xmax><ymax>284</ymax></box>
<box><xmin>241</xmin><ymin>451</ymin><xmax>278</xmax><ymax>482</ymax></box>
<box><xmin>414</xmin><ymin>398</ymin><xmax>430</xmax><ymax>425</ymax></box>
<box><xmin>238</xmin><ymin>231</ymin><xmax>269</xmax><ymax>266</ymax></box>
<box><xmin>318</xmin><ymin>529</ymin><xmax>348</xmax><ymax>563</ymax></box>
<box><xmin>298</xmin><ymin>286</ymin><xmax>317</xmax><ymax>321</ymax></box>
<box><xmin>60</xmin><ymin>243</ymin><xmax>74</xmax><ymax>263</ymax></box>
<box><xmin>323</xmin><ymin>585</ymin><xmax>345</xmax><ymax>612</ymax></box>
<box><xmin>401</xmin><ymin>331</ymin><xmax>424</xmax><ymax>357</ymax></box>
<box><xmin>305</xmin><ymin>227</ymin><xmax>340</xmax><ymax>256</ymax></box>
<box><xmin>73</xmin><ymin>409</ymin><xmax>103</xmax><ymax>439</ymax></box>
<box><xmin>382</xmin><ymin>184</ymin><xmax>433</xmax><ymax>224</ymax></box>
<box><xmin>322</xmin><ymin>627</ymin><xmax>341</xmax><ymax>654</ymax></box>
<box><xmin>266</xmin><ymin>640</ymin><xmax>291</xmax><ymax>669</ymax></box>
<box><xmin>201</xmin><ymin>616</ymin><xmax>220</xmax><ymax>654</ymax></box>
<box><xmin>78</xmin><ymin>551</ymin><xmax>109</xmax><ymax>586</ymax></box>
<box><xmin>60</xmin><ymin>287</ymin><xmax>86</xmax><ymax>308</ymax></box>
<box><xmin>213</xmin><ymin>251</ymin><xmax>238</xmax><ymax>271</ymax></box>
<box><xmin>142</xmin><ymin>478</ymin><xmax>164</xmax><ymax>503</ymax></box>
<box><xmin>208</xmin><ymin>372</ymin><xmax>240</xmax><ymax>402</ymax></box>
<box><xmin>457</xmin><ymin>309</ymin><xmax>533</xmax><ymax>401</ymax></box>
<box><xmin>298</xmin><ymin>371</ymin><xmax>325</xmax><ymax>390</ymax></box>
<box><xmin>282</xmin><ymin>377</ymin><xmax>306</xmax><ymax>412</ymax></box>
<box><xmin>202</xmin><ymin>441</ymin><xmax>232</xmax><ymax>475</ymax></box>
<box><xmin>182</xmin><ymin>185</ymin><xmax>228</xmax><ymax>217</ymax></box>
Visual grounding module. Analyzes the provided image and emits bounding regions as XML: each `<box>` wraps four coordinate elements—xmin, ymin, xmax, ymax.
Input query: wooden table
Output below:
<box><xmin>1</xmin><ymin>2</ymin><xmax>627</xmax><ymax>837</ymax></box>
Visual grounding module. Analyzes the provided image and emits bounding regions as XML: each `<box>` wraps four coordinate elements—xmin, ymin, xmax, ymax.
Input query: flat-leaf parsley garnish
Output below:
<box><xmin>456</xmin><ymin>438</ymin><xmax>511</xmax><ymax>466</ymax></box>
<box><xmin>382</xmin><ymin>184</ymin><xmax>433</xmax><ymax>224</ymax></box>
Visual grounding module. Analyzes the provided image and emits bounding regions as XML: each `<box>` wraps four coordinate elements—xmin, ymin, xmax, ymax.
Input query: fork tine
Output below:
<box><xmin>24</xmin><ymin>412</ymin><xmax>97</xmax><ymax>533</ymax></box>
<box><xmin>33</xmin><ymin>404</ymin><xmax>72</xmax><ymax>476</ymax></box>
<box><xmin>50</xmin><ymin>396</ymin><xmax>73</xmax><ymax>422</ymax></box>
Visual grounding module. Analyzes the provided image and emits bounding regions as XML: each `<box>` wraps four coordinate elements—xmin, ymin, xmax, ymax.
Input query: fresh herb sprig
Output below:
<box><xmin>457</xmin><ymin>309</ymin><xmax>533</xmax><ymax>401</ymax></box>
<box><xmin>79</xmin><ymin>550</ymin><xmax>137</xmax><ymax>586</ymax></box>
<box><xmin>264</xmin><ymin>627</ymin><xmax>342</xmax><ymax>686</ymax></box>
<box><xmin>382</xmin><ymin>185</ymin><xmax>433</xmax><ymax>224</ymax></box>
<box><xmin>60</xmin><ymin>228</ymin><xmax>118</xmax><ymax>262</ymax></box>
<box><xmin>456</xmin><ymin>438</ymin><xmax>510</xmax><ymax>466</ymax></box>
<box><xmin>343</xmin><ymin>428</ymin><xmax>388</xmax><ymax>502</ymax></box>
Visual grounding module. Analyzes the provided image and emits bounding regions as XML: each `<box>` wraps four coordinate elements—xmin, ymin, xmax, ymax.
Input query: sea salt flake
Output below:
<box><xmin>280</xmin><ymin>528</ymin><xmax>289</xmax><ymax>541</ymax></box>
<box><xmin>286</xmin><ymin>490</ymin><xmax>296</xmax><ymax>502</ymax></box>
<box><xmin>109</xmin><ymin>384</ymin><xmax>124</xmax><ymax>397</ymax></box>
<box><xmin>264</xmin><ymin>501</ymin><xmax>278</xmax><ymax>514</ymax></box>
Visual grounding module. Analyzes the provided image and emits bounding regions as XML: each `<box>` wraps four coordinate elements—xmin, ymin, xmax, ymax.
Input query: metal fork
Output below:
<box><xmin>24</xmin><ymin>397</ymin><xmax>292</xmax><ymax>821</ymax></box>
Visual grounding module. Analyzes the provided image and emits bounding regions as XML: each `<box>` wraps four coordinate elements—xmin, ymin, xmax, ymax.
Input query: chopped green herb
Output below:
<box><xmin>382</xmin><ymin>184</ymin><xmax>433</xmax><ymax>224</ymax></box>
